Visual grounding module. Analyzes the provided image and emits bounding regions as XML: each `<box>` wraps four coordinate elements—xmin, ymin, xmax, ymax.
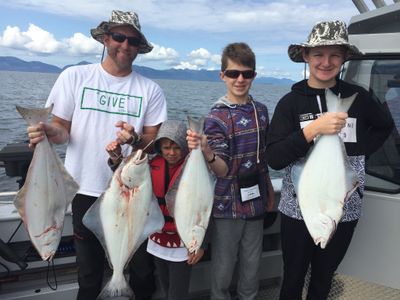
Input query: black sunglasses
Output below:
<box><xmin>224</xmin><ymin>69</ymin><xmax>256</xmax><ymax>79</ymax></box>
<box><xmin>108</xmin><ymin>32</ymin><xmax>141</xmax><ymax>47</ymax></box>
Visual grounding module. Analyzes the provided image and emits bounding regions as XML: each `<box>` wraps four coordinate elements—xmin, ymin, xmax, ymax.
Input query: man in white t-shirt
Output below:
<box><xmin>27</xmin><ymin>10</ymin><xmax>167</xmax><ymax>300</ymax></box>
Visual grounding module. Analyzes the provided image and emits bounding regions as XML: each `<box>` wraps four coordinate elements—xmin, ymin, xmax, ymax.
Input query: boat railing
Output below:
<box><xmin>352</xmin><ymin>0</ymin><xmax>400</xmax><ymax>13</ymax></box>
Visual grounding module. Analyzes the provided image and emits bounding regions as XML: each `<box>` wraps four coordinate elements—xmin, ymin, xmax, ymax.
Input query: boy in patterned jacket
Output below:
<box><xmin>187</xmin><ymin>42</ymin><xmax>275</xmax><ymax>300</ymax></box>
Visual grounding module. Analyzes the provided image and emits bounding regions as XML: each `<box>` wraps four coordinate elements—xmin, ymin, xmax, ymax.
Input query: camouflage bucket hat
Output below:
<box><xmin>154</xmin><ymin>120</ymin><xmax>188</xmax><ymax>156</ymax></box>
<box><xmin>288</xmin><ymin>20</ymin><xmax>361</xmax><ymax>63</ymax></box>
<box><xmin>90</xmin><ymin>10</ymin><xmax>153</xmax><ymax>54</ymax></box>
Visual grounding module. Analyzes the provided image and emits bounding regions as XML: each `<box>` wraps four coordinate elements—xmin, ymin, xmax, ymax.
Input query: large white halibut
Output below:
<box><xmin>83</xmin><ymin>149</ymin><xmax>163</xmax><ymax>299</ymax></box>
<box><xmin>292</xmin><ymin>89</ymin><xmax>359</xmax><ymax>249</ymax></box>
<box><xmin>14</xmin><ymin>105</ymin><xmax>79</xmax><ymax>261</ymax></box>
<box><xmin>166</xmin><ymin>117</ymin><xmax>215</xmax><ymax>253</ymax></box>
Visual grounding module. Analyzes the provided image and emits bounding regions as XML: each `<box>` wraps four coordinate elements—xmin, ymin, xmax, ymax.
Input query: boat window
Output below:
<box><xmin>343</xmin><ymin>59</ymin><xmax>400</xmax><ymax>193</ymax></box>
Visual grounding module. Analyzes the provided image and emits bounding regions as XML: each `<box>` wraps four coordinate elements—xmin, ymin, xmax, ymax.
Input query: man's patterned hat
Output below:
<box><xmin>288</xmin><ymin>20</ymin><xmax>361</xmax><ymax>63</ymax></box>
<box><xmin>91</xmin><ymin>10</ymin><xmax>153</xmax><ymax>54</ymax></box>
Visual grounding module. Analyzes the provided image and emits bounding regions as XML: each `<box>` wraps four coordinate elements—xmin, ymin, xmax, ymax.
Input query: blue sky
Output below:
<box><xmin>0</xmin><ymin>0</ymin><xmax>381</xmax><ymax>80</ymax></box>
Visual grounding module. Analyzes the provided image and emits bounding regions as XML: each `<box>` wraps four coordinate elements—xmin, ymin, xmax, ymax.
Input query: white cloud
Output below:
<box><xmin>0</xmin><ymin>26</ymin><xmax>30</xmax><ymax>48</ymax></box>
<box><xmin>188</xmin><ymin>48</ymin><xmax>211</xmax><ymax>59</ymax></box>
<box><xmin>174</xmin><ymin>61</ymin><xmax>199</xmax><ymax>70</ymax></box>
<box><xmin>143</xmin><ymin>43</ymin><xmax>179</xmax><ymax>63</ymax></box>
<box><xmin>65</xmin><ymin>33</ymin><xmax>102</xmax><ymax>55</ymax></box>
<box><xmin>210</xmin><ymin>54</ymin><xmax>221</xmax><ymax>65</ymax></box>
<box><xmin>24</xmin><ymin>24</ymin><xmax>63</xmax><ymax>54</ymax></box>
<box><xmin>181</xmin><ymin>48</ymin><xmax>221</xmax><ymax>70</ymax></box>
<box><xmin>192</xmin><ymin>58</ymin><xmax>207</xmax><ymax>67</ymax></box>
<box><xmin>0</xmin><ymin>24</ymin><xmax>62</xmax><ymax>54</ymax></box>
<box><xmin>3</xmin><ymin>1</ymin><xmax>358</xmax><ymax>33</ymax></box>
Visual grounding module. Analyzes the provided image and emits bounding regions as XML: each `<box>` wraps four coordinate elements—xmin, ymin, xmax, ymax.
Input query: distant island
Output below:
<box><xmin>0</xmin><ymin>56</ymin><xmax>294</xmax><ymax>85</ymax></box>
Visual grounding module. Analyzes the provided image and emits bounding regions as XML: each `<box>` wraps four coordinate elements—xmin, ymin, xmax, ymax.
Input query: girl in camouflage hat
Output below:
<box><xmin>266</xmin><ymin>20</ymin><xmax>393</xmax><ymax>300</ymax></box>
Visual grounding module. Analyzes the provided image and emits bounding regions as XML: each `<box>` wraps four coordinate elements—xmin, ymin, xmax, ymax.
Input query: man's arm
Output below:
<box><xmin>137</xmin><ymin>124</ymin><xmax>162</xmax><ymax>153</ymax></box>
<box><xmin>49</xmin><ymin>116</ymin><xmax>71</xmax><ymax>144</ymax></box>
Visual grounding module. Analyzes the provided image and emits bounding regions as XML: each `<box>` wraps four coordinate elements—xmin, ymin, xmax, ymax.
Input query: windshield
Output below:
<box><xmin>343</xmin><ymin>57</ymin><xmax>400</xmax><ymax>193</ymax></box>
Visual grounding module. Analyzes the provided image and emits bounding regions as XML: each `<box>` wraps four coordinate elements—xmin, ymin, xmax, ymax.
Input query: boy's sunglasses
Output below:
<box><xmin>108</xmin><ymin>32</ymin><xmax>141</xmax><ymax>47</ymax></box>
<box><xmin>224</xmin><ymin>69</ymin><xmax>256</xmax><ymax>79</ymax></box>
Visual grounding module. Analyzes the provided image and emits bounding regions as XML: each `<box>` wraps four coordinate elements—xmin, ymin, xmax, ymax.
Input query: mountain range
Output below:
<box><xmin>0</xmin><ymin>56</ymin><xmax>294</xmax><ymax>85</ymax></box>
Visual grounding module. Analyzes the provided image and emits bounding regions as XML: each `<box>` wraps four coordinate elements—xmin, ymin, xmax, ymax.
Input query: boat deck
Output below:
<box><xmin>190</xmin><ymin>273</ymin><xmax>400</xmax><ymax>300</ymax></box>
<box><xmin>257</xmin><ymin>273</ymin><xmax>400</xmax><ymax>300</ymax></box>
<box><xmin>2</xmin><ymin>268</ymin><xmax>400</xmax><ymax>300</ymax></box>
<box><xmin>322</xmin><ymin>273</ymin><xmax>400</xmax><ymax>300</ymax></box>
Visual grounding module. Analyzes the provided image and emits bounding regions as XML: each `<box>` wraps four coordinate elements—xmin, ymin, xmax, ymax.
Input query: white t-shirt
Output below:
<box><xmin>46</xmin><ymin>63</ymin><xmax>167</xmax><ymax>196</ymax></box>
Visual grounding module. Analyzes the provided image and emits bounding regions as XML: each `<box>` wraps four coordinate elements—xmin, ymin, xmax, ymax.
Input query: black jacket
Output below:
<box><xmin>266</xmin><ymin>79</ymin><xmax>394</xmax><ymax>170</ymax></box>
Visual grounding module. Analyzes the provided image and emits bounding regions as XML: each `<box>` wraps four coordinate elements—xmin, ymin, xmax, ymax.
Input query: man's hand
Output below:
<box><xmin>27</xmin><ymin>116</ymin><xmax>70</xmax><ymax>148</ymax></box>
<box><xmin>115</xmin><ymin>121</ymin><xmax>136</xmax><ymax>145</ymax></box>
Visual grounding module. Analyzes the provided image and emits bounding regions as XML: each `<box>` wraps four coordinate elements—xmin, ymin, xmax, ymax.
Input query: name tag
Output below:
<box><xmin>240</xmin><ymin>184</ymin><xmax>261</xmax><ymax>202</ymax></box>
<box><xmin>300</xmin><ymin>113</ymin><xmax>321</xmax><ymax>129</ymax></box>
<box><xmin>339</xmin><ymin>117</ymin><xmax>357</xmax><ymax>143</ymax></box>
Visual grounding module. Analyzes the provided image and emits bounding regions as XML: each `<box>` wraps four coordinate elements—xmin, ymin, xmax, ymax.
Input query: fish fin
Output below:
<box><xmin>140</xmin><ymin>194</ymin><xmax>165</xmax><ymax>241</ymax></box>
<box><xmin>165</xmin><ymin>159</ymin><xmax>188</xmax><ymax>217</ymax></box>
<box><xmin>290</xmin><ymin>158</ymin><xmax>306</xmax><ymax>196</ymax></box>
<box><xmin>51</xmin><ymin>146</ymin><xmax>79</xmax><ymax>204</ymax></box>
<box><xmin>16</xmin><ymin>104</ymin><xmax>54</xmax><ymax>126</ymax></box>
<box><xmin>187</xmin><ymin>115</ymin><xmax>205</xmax><ymax>135</ymax></box>
<box><xmin>13</xmin><ymin>186</ymin><xmax>27</xmax><ymax>221</ymax></box>
<box><xmin>124</xmin><ymin>195</ymin><xmax>164</xmax><ymax>270</ymax></box>
<box><xmin>82</xmin><ymin>194</ymin><xmax>110</xmax><ymax>265</ymax></box>
<box><xmin>344</xmin><ymin>180</ymin><xmax>359</xmax><ymax>202</ymax></box>
<box><xmin>339</xmin><ymin>138</ymin><xmax>359</xmax><ymax>201</ymax></box>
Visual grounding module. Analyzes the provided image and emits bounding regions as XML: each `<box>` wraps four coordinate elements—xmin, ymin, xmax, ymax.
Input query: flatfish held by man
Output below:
<box><xmin>83</xmin><ymin>149</ymin><xmax>164</xmax><ymax>299</ymax></box>
<box><xmin>14</xmin><ymin>105</ymin><xmax>79</xmax><ymax>261</ymax></box>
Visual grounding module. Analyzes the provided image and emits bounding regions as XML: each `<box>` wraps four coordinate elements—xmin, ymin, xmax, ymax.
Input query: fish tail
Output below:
<box><xmin>325</xmin><ymin>89</ymin><xmax>358</xmax><ymax>113</ymax></box>
<box><xmin>97</xmin><ymin>274</ymin><xmax>133</xmax><ymax>300</ymax></box>
<box><xmin>187</xmin><ymin>116</ymin><xmax>205</xmax><ymax>135</ymax></box>
<box><xmin>42</xmin><ymin>250</ymin><xmax>56</xmax><ymax>262</ymax></box>
<box><xmin>16</xmin><ymin>104</ymin><xmax>54</xmax><ymax>126</ymax></box>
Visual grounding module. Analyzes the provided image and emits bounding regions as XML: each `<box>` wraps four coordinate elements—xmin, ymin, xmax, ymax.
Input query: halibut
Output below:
<box><xmin>83</xmin><ymin>149</ymin><xmax>163</xmax><ymax>299</ymax></box>
<box><xmin>292</xmin><ymin>89</ymin><xmax>359</xmax><ymax>249</ymax></box>
<box><xmin>14</xmin><ymin>105</ymin><xmax>79</xmax><ymax>261</ymax></box>
<box><xmin>167</xmin><ymin>117</ymin><xmax>215</xmax><ymax>254</ymax></box>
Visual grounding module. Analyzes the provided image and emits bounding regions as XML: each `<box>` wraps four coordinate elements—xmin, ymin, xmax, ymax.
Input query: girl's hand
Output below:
<box><xmin>106</xmin><ymin>141</ymin><xmax>122</xmax><ymax>163</ymax></box>
<box><xmin>187</xmin><ymin>248</ymin><xmax>204</xmax><ymax>265</ymax></box>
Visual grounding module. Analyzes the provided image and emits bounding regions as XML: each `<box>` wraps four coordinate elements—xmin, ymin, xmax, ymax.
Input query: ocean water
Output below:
<box><xmin>0</xmin><ymin>70</ymin><xmax>290</xmax><ymax>192</ymax></box>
